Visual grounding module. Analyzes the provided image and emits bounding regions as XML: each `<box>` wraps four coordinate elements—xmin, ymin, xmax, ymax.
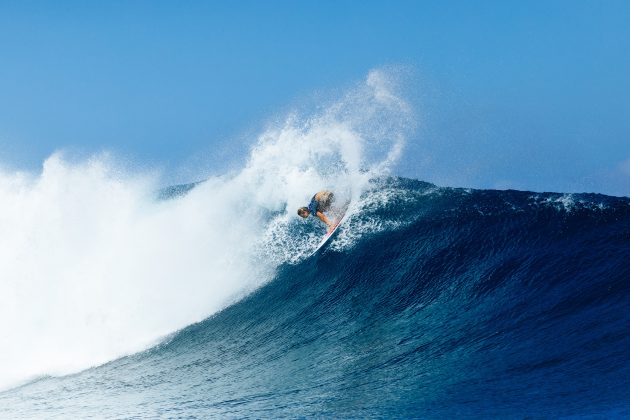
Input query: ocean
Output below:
<box><xmin>1</xmin><ymin>176</ymin><xmax>629</xmax><ymax>418</ymax></box>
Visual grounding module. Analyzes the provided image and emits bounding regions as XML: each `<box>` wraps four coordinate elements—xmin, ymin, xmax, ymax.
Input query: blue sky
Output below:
<box><xmin>0</xmin><ymin>1</ymin><xmax>628</xmax><ymax>196</ymax></box>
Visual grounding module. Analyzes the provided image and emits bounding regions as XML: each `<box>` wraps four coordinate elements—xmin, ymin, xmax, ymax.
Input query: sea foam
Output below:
<box><xmin>0</xmin><ymin>69</ymin><xmax>412</xmax><ymax>391</ymax></box>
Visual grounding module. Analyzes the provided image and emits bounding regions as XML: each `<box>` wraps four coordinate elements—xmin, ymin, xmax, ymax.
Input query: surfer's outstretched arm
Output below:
<box><xmin>316</xmin><ymin>211</ymin><xmax>333</xmax><ymax>228</ymax></box>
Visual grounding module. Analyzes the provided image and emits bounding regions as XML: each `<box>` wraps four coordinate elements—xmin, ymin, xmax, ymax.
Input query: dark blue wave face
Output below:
<box><xmin>2</xmin><ymin>178</ymin><xmax>630</xmax><ymax>418</ymax></box>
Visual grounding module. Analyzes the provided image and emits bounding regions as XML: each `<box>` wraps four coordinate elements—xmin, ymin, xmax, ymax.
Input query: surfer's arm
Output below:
<box><xmin>316</xmin><ymin>211</ymin><xmax>333</xmax><ymax>228</ymax></box>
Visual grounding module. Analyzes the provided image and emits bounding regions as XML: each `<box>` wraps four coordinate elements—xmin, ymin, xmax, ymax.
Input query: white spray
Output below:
<box><xmin>0</xmin><ymin>69</ymin><xmax>412</xmax><ymax>391</ymax></box>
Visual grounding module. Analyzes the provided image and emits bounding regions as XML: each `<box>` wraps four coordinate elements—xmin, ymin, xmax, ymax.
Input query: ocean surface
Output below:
<box><xmin>2</xmin><ymin>176</ymin><xmax>629</xmax><ymax>418</ymax></box>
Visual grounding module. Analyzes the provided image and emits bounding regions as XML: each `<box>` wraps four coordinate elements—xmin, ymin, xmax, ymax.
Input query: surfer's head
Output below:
<box><xmin>297</xmin><ymin>207</ymin><xmax>310</xmax><ymax>218</ymax></box>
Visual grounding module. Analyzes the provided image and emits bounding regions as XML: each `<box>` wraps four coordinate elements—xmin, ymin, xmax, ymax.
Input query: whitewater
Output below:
<box><xmin>0</xmin><ymin>70</ymin><xmax>410</xmax><ymax>392</ymax></box>
<box><xmin>2</xmin><ymin>70</ymin><xmax>630</xmax><ymax>418</ymax></box>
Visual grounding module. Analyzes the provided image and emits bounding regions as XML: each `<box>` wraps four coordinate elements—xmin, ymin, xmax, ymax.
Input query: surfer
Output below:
<box><xmin>297</xmin><ymin>190</ymin><xmax>335</xmax><ymax>229</ymax></box>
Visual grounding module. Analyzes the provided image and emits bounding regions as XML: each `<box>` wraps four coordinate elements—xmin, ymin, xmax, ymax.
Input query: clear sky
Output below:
<box><xmin>1</xmin><ymin>1</ymin><xmax>628</xmax><ymax>196</ymax></box>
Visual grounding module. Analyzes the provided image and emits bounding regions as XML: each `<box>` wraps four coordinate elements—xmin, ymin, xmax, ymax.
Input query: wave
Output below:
<box><xmin>2</xmin><ymin>177</ymin><xmax>629</xmax><ymax>418</ymax></box>
<box><xmin>2</xmin><ymin>67</ymin><xmax>629</xmax><ymax>417</ymax></box>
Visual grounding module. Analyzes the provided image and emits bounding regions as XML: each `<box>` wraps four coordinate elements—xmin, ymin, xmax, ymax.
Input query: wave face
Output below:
<box><xmin>2</xmin><ymin>177</ymin><xmax>629</xmax><ymax>418</ymax></box>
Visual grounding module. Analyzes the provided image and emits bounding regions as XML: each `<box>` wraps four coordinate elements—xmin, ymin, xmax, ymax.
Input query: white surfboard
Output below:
<box><xmin>312</xmin><ymin>202</ymin><xmax>351</xmax><ymax>255</ymax></box>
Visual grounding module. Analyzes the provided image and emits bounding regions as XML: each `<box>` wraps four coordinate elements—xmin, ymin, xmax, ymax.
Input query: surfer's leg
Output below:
<box><xmin>321</xmin><ymin>192</ymin><xmax>334</xmax><ymax>212</ymax></box>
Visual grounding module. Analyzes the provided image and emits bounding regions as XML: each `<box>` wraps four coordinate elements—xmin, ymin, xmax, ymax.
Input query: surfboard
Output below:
<box><xmin>312</xmin><ymin>202</ymin><xmax>351</xmax><ymax>255</ymax></box>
